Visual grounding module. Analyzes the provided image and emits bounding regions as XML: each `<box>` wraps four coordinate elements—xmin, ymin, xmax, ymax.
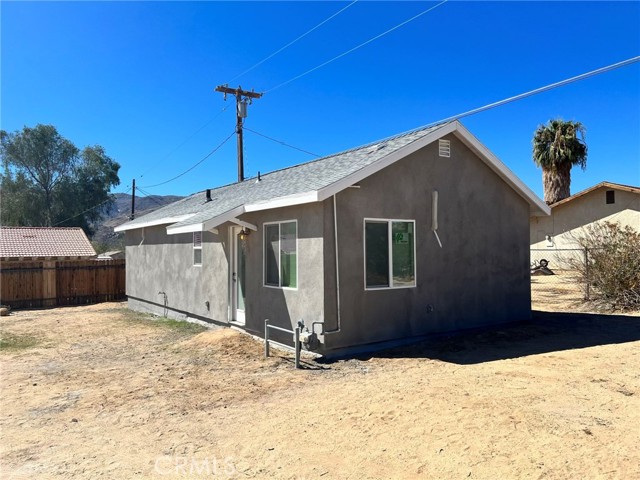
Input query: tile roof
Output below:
<box><xmin>0</xmin><ymin>227</ymin><xmax>96</xmax><ymax>258</ymax></box>
<box><xmin>117</xmin><ymin>123</ymin><xmax>446</xmax><ymax>231</ymax></box>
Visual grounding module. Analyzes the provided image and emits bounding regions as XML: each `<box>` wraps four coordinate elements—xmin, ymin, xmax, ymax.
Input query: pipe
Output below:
<box><xmin>324</xmin><ymin>194</ymin><xmax>341</xmax><ymax>334</ymax></box>
<box><xmin>432</xmin><ymin>190</ymin><xmax>443</xmax><ymax>248</ymax></box>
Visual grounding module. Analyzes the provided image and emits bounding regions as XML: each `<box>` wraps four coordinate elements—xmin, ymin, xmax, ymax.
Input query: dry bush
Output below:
<box><xmin>568</xmin><ymin>222</ymin><xmax>640</xmax><ymax>310</ymax></box>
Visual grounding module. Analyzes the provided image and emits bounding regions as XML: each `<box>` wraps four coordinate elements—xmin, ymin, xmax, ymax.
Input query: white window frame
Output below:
<box><xmin>363</xmin><ymin>218</ymin><xmax>417</xmax><ymax>290</ymax></box>
<box><xmin>263</xmin><ymin>219</ymin><xmax>298</xmax><ymax>290</ymax></box>
<box><xmin>193</xmin><ymin>232</ymin><xmax>202</xmax><ymax>267</ymax></box>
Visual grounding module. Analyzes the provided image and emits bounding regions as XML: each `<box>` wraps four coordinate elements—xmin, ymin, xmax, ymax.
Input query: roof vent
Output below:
<box><xmin>439</xmin><ymin>139</ymin><xmax>451</xmax><ymax>158</ymax></box>
<box><xmin>205</xmin><ymin>189</ymin><xmax>212</xmax><ymax>202</ymax></box>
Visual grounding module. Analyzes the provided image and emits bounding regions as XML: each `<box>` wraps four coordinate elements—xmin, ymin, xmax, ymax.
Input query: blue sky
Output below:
<box><xmin>2</xmin><ymin>1</ymin><xmax>639</xmax><ymax>201</ymax></box>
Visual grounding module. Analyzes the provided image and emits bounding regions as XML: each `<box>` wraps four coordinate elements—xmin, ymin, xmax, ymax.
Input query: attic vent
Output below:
<box><xmin>193</xmin><ymin>232</ymin><xmax>202</xmax><ymax>248</ymax></box>
<box><xmin>606</xmin><ymin>190</ymin><xmax>615</xmax><ymax>204</ymax></box>
<box><xmin>438</xmin><ymin>139</ymin><xmax>451</xmax><ymax>158</ymax></box>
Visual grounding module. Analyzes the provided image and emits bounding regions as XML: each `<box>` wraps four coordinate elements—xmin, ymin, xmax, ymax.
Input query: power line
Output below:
<box><xmin>139</xmin><ymin>130</ymin><xmax>236</xmax><ymax>189</ymax></box>
<box><xmin>414</xmin><ymin>56</ymin><xmax>640</xmax><ymax>131</ymax></box>
<box><xmin>135</xmin><ymin>187</ymin><xmax>171</xmax><ymax>208</ymax></box>
<box><xmin>265</xmin><ymin>0</ymin><xmax>448</xmax><ymax>93</ymax></box>
<box><xmin>227</xmin><ymin>0</ymin><xmax>359</xmax><ymax>84</ymax></box>
<box><xmin>244</xmin><ymin>127</ymin><xmax>321</xmax><ymax>157</ymax></box>
<box><xmin>137</xmin><ymin>103</ymin><xmax>231</xmax><ymax>179</ymax></box>
<box><xmin>52</xmin><ymin>184</ymin><xmax>133</xmax><ymax>227</ymax></box>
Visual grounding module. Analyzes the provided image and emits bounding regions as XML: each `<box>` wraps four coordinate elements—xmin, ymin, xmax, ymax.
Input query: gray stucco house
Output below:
<box><xmin>115</xmin><ymin>121</ymin><xmax>549</xmax><ymax>356</ymax></box>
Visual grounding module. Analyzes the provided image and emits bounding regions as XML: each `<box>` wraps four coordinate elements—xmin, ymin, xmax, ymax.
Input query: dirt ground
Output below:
<box><xmin>1</xmin><ymin>302</ymin><xmax>639</xmax><ymax>479</ymax></box>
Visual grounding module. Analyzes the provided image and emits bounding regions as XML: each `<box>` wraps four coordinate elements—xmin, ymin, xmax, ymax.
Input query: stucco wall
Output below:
<box><xmin>124</xmin><ymin>203</ymin><xmax>326</xmax><ymax>343</ymax></box>
<box><xmin>530</xmin><ymin>188</ymin><xmax>640</xmax><ymax>249</ymax></box>
<box><xmin>322</xmin><ymin>133</ymin><xmax>532</xmax><ymax>353</ymax></box>
<box><xmin>239</xmin><ymin>202</ymin><xmax>325</xmax><ymax>342</ymax></box>
<box><xmin>125</xmin><ymin>225</ymin><xmax>229</xmax><ymax>323</ymax></box>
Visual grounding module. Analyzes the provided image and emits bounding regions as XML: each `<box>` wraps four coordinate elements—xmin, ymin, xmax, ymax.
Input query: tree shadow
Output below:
<box><xmin>348</xmin><ymin>311</ymin><xmax>640</xmax><ymax>365</ymax></box>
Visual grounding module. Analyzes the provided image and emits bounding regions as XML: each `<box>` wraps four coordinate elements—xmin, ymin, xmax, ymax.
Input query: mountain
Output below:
<box><xmin>92</xmin><ymin>193</ymin><xmax>183</xmax><ymax>251</ymax></box>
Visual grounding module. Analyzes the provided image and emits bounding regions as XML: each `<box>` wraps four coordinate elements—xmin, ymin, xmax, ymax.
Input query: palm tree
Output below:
<box><xmin>532</xmin><ymin>119</ymin><xmax>588</xmax><ymax>205</ymax></box>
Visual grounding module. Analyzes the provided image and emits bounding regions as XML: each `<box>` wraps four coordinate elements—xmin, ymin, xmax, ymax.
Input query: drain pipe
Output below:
<box><xmin>322</xmin><ymin>194</ymin><xmax>341</xmax><ymax>334</ymax></box>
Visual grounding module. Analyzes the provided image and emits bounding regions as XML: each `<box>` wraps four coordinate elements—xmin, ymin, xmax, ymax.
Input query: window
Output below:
<box><xmin>606</xmin><ymin>190</ymin><xmax>615</xmax><ymax>204</ymax></box>
<box><xmin>365</xmin><ymin>219</ymin><xmax>416</xmax><ymax>289</ymax></box>
<box><xmin>264</xmin><ymin>221</ymin><xmax>297</xmax><ymax>288</ymax></box>
<box><xmin>193</xmin><ymin>232</ymin><xmax>202</xmax><ymax>266</ymax></box>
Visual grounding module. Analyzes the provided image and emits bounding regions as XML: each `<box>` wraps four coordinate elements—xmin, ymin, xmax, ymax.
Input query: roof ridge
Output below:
<box><xmin>229</xmin><ymin>121</ymin><xmax>452</xmax><ymax>185</ymax></box>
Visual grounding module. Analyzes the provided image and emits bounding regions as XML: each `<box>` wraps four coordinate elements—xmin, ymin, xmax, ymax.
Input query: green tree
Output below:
<box><xmin>532</xmin><ymin>119</ymin><xmax>588</xmax><ymax>205</ymax></box>
<box><xmin>0</xmin><ymin>124</ymin><xmax>120</xmax><ymax>235</ymax></box>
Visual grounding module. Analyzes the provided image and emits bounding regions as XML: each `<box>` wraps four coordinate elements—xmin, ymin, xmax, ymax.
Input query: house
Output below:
<box><xmin>530</xmin><ymin>181</ymin><xmax>640</xmax><ymax>253</ymax></box>
<box><xmin>115</xmin><ymin>121</ymin><xmax>549</xmax><ymax>356</ymax></box>
<box><xmin>0</xmin><ymin>227</ymin><xmax>96</xmax><ymax>260</ymax></box>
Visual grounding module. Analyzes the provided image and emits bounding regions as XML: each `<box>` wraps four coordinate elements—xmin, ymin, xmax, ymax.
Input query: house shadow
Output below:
<box><xmin>347</xmin><ymin>311</ymin><xmax>640</xmax><ymax>365</ymax></box>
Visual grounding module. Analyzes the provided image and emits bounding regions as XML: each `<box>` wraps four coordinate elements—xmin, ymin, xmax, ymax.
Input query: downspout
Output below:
<box><xmin>323</xmin><ymin>194</ymin><xmax>341</xmax><ymax>334</ymax></box>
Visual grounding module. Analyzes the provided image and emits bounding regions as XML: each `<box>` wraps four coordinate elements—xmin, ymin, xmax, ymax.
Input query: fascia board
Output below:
<box><xmin>244</xmin><ymin>191</ymin><xmax>319</xmax><ymax>212</ymax></box>
<box><xmin>166</xmin><ymin>205</ymin><xmax>245</xmax><ymax>235</ymax></box>
<box><xmin>316</xmin><ymin>123</ymin><xmax>456</xmax><ymax>202</ymax></box>
<box><xmin>114</xmin><ymin>214</ymin><xmax>196</xmax><ymax>232</ymax></box>
<box><xmin>451</xmin><ymin>123</ymin><xmax>550</xmax><ymax>216</ymax></box>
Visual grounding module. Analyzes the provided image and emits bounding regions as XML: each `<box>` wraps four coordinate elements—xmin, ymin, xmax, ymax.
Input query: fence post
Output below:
<box><xmin>264</xmin><ymin>319</ymin><xmax>270</xmax><ymax>358</ymax></box>
<box><xmin>584</xmin><ymin>247</ymin><xmax>590</xmax><ymax>300</ymax></box>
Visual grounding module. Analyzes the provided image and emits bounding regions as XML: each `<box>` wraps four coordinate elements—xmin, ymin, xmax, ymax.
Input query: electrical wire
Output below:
<box><xmin>227</xmin><ymin>0</ymin><xmax>359</xmax><ymax>84</ymax></box>
<box><xmin>423</xmin><ymin>56</ymin><xmax>640</xmax><ymax>128</ymax></box>
<box><xmin>244</xmin><ymin>127</ymin><xmax>321</xmax><ymax>157</ymax></box>
<box><xmin>137</xmin><ymin>103</ymin><xmax>231</xmax><ymax>180</ymax></box>
<box><xmin>265</xmin><ymin>0</ymin><xmax>448</xmax><ymax>93</ymax></box>
<box><xmin>139</xmin><ymin>130</ymin><xmax>236</xmax><ymax>189</ymax></box>
<box><xmin>135</xmin><ymin>186</ymin><xmax>172</xmax><ymax>208</ymax></box>
<box><xmin>52</xmin><ymin>184</ymin><xmax>133</xmax><ymax>227</ymax></box>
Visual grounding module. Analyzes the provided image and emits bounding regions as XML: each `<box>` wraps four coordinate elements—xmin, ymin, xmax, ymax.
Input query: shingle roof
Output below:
<box><xmin>116</xmin><ymin>120</ymin><xmax>549</xmax><ymax>233</ymax></box>
<box><xmin>0</xmin><ymin>227</ymin><xmax>96</xmax><ymax>258</ymax></box>
<box><xmin>117</xmin><ymin>123</ymin><xmax>446</xmax><ymax>231</ymax></box>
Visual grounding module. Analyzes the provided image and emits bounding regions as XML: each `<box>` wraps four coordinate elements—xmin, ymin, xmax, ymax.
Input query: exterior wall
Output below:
<box><xmin>322</xmin><ymin>133</ymin><xmax>532</xmax><ymax>353</ymax></box>
<box><xmin>530</xmin><ymin>188</ymin><xmax>640</xmax><ymax>249</ymax></box>
<box><xmin>124</xmin><ymin>202</ymin><xmax>326</xmax><ymax>344</ymax></box>
<box><xmin>239</xmin><ymin>203</ymin><xmax>325</xmax><ymax>342</ymax></box>
<box><xmin>125</xmin><ymin>225</ymin><xmax>229</xmax><ymax>323</ymax></box>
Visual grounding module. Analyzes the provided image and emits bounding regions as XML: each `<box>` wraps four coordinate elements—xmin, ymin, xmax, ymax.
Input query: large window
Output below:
<box><xmin>193</xmin><ymin>232</ymin><xmax>202</xmax><ymax>266</ymax></box>
<box><xmin>264</xmin><ymin>220</ymin><xmax>297</xmax><ymax>288</ymax></box>
<box><xmin>365</xmin><ymin>219</ymin><xmax>415</xmax><ymax>289</ymax></box>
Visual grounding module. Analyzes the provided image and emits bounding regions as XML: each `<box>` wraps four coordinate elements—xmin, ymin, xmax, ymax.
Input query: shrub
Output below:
<box><xmin>570</xmin><ymin>222</ymin><xmax>640</xmax><ymax>310</ymax></box>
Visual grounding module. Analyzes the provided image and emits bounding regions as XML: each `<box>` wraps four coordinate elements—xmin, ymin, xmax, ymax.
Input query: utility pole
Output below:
<box><xmin>214</xmin><ymin>85</ymin><xmax>262</xmax><ymax>182</ymax></box>
<box><xmin>130</xmin><ymin>178</ymin><xmax>136</xmax><ymax>220</ymax></box>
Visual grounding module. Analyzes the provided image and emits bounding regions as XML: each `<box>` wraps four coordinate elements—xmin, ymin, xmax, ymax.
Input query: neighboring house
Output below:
<box><xmin>0</xmin><ymin>227</ymin><xmax>96</xmax><ymax>260</ymax></box>
<box><xmin>115</xmin><ymin>121</ymin><xmax>549</xmax><ymax>356</ymax></box>
<box><xmin>530</xmin><ymin>182</ymin><xmax>640</xmax><ymax>253</ymax></box>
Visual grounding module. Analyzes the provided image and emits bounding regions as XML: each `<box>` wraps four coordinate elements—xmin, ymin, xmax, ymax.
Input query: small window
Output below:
<box><xmin>438</xmin><ymin>139</ymin><xmax>450</xmax><ymax>158</ymax></box>
<box><xmin>606</xmin><ymin>190</ymin><xmax>615</xmax><ymax>204</ymax></box>
<box><xmin>193</xmin><ymin>232</ymin><xmax>202</xmax><ymax>266</ymax></box>
<box><xmin>365</xmin><ymin>219</ymin><xmax>416</xmax><ymax>289</ymax></box>
<box><xmin>264</xmin><ymin>220</ymin><xmax>297</xmax><ymax>288</ymax></box>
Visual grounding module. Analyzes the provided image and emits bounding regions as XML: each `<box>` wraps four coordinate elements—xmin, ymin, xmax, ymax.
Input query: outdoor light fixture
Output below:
<box><xmin>239</xmin><ymin>228</ymin><xmax>250</xmax><ymax>240</ymax></box>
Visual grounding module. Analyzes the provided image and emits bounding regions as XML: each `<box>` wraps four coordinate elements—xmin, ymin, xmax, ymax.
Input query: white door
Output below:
<box><xmin>230</xmin><ymin>227</ymin><xmax>246</xmax><ymax>325</ymax></box>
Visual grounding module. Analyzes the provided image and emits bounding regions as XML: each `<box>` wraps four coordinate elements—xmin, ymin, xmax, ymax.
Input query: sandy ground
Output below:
<box><xmin>1</xmin><ymin>302</ymin><xmax>639</xmax><ymax>479</ymax></box>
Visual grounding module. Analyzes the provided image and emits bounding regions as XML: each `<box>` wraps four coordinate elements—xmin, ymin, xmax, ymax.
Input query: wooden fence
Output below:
<box><xmin>0</xmin><ymin>259</ymin><xmax>126</xmax><ymax>309</ymax></box>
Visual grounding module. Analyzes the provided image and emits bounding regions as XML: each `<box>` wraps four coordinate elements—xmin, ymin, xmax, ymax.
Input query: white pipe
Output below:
<box><xmin>325</xmin><ymin>194</ymin><xmax>341</xmax><ymax>334</ymax></box>
<box><xmin>432</xmin><ymin>190</ymin><xmax>443</xmax><ymax>248</ymax></box>
<box><xmin>431</xmin><ymin>190</ymin><xmax>438</xmax><ymax>231</ymax></box>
